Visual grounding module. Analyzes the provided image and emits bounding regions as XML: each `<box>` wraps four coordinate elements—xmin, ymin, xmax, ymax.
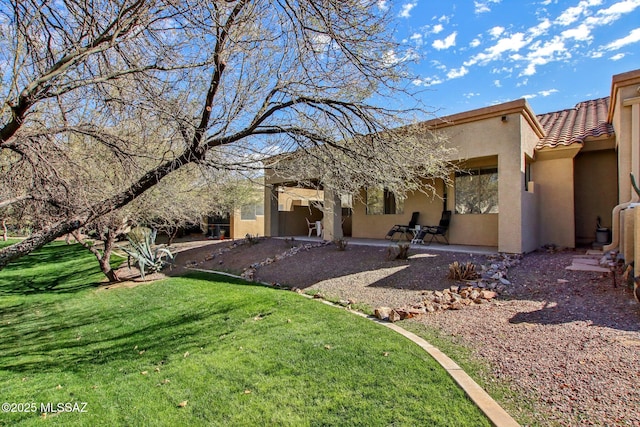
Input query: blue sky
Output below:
<box><xmin>381</xmin><ymin>0</ymin><xmax>640</xmax><ymax>116</ymax></box>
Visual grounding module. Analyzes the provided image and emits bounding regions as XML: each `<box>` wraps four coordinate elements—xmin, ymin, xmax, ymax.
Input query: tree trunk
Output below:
<box><xmin>99</xmin><ymin>229</ymin><xmax>120</xmax><ymax>283</ymax></box>
<box><xmin>0</xmin><ymin>219</ymin><xmax>83</xmax><ymax>269</ymax></box>
<box><xmin>72</xmin><ymin>229</ymin><xmax>121</xmax><ymax>283</ymax></box>
<box><xmin>167</xmin><ymin>227</ymin><xmax>179</xmax><ymax>246</ymax></box>
<box><xmin>1</xmin><ymin>219</ymin><xmax>6</xmax><ymax>241</ymax></box>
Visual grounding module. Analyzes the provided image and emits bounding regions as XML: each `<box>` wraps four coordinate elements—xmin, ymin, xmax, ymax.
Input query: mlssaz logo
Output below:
<box><xmin>41</xmin><ymin>402</ymin><xmax>88</xmax><ymax>413</ymax></box>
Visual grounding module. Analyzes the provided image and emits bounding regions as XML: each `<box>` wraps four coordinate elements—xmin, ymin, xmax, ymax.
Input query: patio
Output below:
<box><xmin>279</xmin><ymin>235</ymin><xmax>498</xmax><ymax>255</ymax></box>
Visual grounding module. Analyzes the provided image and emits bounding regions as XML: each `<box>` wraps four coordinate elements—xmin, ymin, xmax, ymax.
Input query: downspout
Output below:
<box><xmin>604</xmin><ymin>97</ymin><xmax>640</xmax><ymax>252</ymax></box>
<box><xmin>603</xmin><ymin>201</ymin><xmax>636</xmax><ymax>252</ymax></box>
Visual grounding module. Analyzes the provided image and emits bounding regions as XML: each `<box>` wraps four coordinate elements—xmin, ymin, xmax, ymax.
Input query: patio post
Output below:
<box><xmin>264</xmin><ymin>184</ymin><xmax>279</xmax><ymax>237</ymax></box>
<box><xmin>323</xmin><ymin>189</ymin><xmax>343</xmax><ymax>241</ymax></box>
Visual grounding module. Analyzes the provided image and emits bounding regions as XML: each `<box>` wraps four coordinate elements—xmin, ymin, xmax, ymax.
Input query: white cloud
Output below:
<box><xmin>474</xmin><ymin>0</ymin><xmax>501</xmax><ymax>14</ymax></box>
<box><xmin>604</xmin><ymin>27</ymin><xmax>640</xmax><ymax>50</ymax></box>
<box><xmin>470</xmin><ymin>38</ymin><xmax>482</xmax><ymax>48</ymax></box>
<box><xmin>465</xmin><ymin>32</ymin><xmax>528</xmax><ymax>66</ymax></box>
<box><xmin>494</xmin><ymin>79</ymin><xmax>502</xmax><ymax>87</ymax></box>
<box><xmin>413</xmin><ymin>76</ymin><xmax>444</xmax><ymax>86</ymax></box>
<box><xmin>489</xmin><ymin>26</ymin><xmax>505</xmax><ymax>39</ymax></box>
<box><xmin>432</xmin><ymin>32</ymin><xmax>457</xmax><ymax>50</ymax></box>
<box><xmin>409</xmin><ymin>32</ymin><xmax>424</xmax><ymax>46</ymax></box>
<box><xmin>430</xmin><ymin>60</ymin><xmax>448</xmax><ymax>71</ymax></box>
<box><xmin>585</xmin><ymin>0</ymin><xmax>640</xmax><ymax>26</ymax></box>
<box><xmin>528</xmin><ymin>18</ymin><xmax>552</xmax><ymax>37</ymax></box>
<box><xmin>555</xmin><ymin>0</ymin><xmax>603</xmax><ymax>26</ymax></box>
<box><xmin>540</xmin><ymin>89</ymin><xmax>559</xmax><ymax>96</ymax></box>
<box><xmin>464</xmin><ymin>92</ymin><xmax>481</xmax><ymax>98</ymax></box>
<box><xmin>399</xmin><ymin>2</ymin><xmax>417</xmax><ymax>18</ymax></box>
<box><xmin>522</xmin><ymin>89</ymin><xmax>558</xmax><ymax>99</ymax></box>
<box><xmin>610</xmin><ymin>52</ymin><xmax>625</xmax><ymax>60</ymax></box>
<box><xmin>520</xmin><ymin>36</ymin><xmax>570</xmax><ymax>76</ymax></box>
<box><xmin>377</xmin><ymin>0</ymin><xmax>389</xmax><ymax>11</ymax></box>
<box><xmin>447</xmin><ymin>66</ymin><xmax>469</xmax><ymax>79</ymax></box>
<box><xmin>561</xmin><ymin>23</ymin><xmax>593</xmax><ymax>41</ymax></box>
<box><xmin>432</xmin><ymin>24</ymin><xmax>444</xmax><ymax>34</ymax></box>
<box><xmin>382</xmin><ymin>49</ymin><xmax>420</xmax><ymax>66</ymax></box>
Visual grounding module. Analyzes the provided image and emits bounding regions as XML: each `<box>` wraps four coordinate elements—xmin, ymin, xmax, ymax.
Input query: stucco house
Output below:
<box><xmin>262</xmin><ymin>68</ymin><xmax>640</xmax><ymax>254</ymax></box>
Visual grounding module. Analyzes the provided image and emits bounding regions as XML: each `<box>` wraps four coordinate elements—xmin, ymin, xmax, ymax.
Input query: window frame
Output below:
<box><xmin>366</xmin><ymin>187</ymin><xmax>404</xmax><ymax>215</ymax></box>
<box><xmin>454</xmin><ymin>167</ymin><xmax>499</xmax><ymax>214</ymax></box>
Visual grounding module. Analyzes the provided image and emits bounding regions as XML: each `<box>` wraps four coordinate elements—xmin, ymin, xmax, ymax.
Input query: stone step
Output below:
<box><xmin>565</xmin><ymin>263</ymin><xmax>611</xmax><ymax>273</ymax></box>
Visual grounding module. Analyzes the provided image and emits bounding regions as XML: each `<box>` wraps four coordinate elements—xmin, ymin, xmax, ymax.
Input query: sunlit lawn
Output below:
<box><xmin>0</xmin><ymin>240</ymin><xmax>490</xmax><ymax>426</ymax></box>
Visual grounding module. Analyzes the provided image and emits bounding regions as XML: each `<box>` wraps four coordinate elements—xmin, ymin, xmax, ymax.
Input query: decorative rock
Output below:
<box><xmin>481</xmin><ymin>290</ymin><xmax>497</xmax><ymax>300</ymax></box>
<box><xmin>374</xmin><ymin>307</ymin><xmax>392</xmax><ymax>320</ymax></box>
<box><xmin>499</xmin><ymin>277</ymin><xmax>511</xmax><ymax>285</ymax></box>
<box><xmin>450</xmin><ymin>301</ymin><xmax>463</xmax><ymax>310</ymax></box>
<box><xmin>388</xmin><ymin>310</ymin><xmax>402</xmax><ymax>322</ymax></box>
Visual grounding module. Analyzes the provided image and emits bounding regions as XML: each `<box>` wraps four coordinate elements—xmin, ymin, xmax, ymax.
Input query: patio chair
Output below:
<box><xmin>418</xmin><ymin>210</ymin><xmax>451</xmax><ymax>245</ymax></box>
<box><xmin>306</xmin><ymin>217</ymin><xmax>321</xmax><ymax>237</ymax></box>
<box><xmin>385</xmin><ymin>211</ymin><xmax>419</xmax><ymax>241</ymax></box>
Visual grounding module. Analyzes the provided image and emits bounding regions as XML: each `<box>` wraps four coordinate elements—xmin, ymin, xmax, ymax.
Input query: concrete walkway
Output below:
<box><xmin>284</xmin><ymin>236</ymin><xmax>498</xmax><ymax>255</ymax></box>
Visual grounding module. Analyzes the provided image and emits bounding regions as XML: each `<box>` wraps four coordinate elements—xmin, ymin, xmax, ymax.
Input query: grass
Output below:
<box><xmin>0</xmin><ymin>241</ymin><xmax>491</xmax><ymax>426</ymax></box>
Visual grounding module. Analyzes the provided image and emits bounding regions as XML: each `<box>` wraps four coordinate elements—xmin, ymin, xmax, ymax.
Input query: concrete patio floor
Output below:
<box><xmin>279</xmin><ymin>235</ymin><xmax>498</xmax><ymax>255</ymax></box>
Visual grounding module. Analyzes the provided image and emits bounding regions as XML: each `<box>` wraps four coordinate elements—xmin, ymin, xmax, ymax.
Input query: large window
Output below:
<box><xmin>366</xmin><ymin>188</ymin><xmax>404</xmax><ymax>215</ymax></box>
<box><xmin>455</xmin><ymin>167</ymin><xmax>498</xmax><ymax>214</ymax></box>
<box><xmin>240</xmin><ymin>202</ymin><xmax>265</xmax><ymax>220</ymax></box>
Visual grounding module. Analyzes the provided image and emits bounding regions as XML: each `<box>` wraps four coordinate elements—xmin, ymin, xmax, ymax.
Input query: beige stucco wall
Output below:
<box><xmin>350</xmin><ymin>105</ymin><xmax>541</xmax><ymax>252</ymax></box>
<box><xmin>230</xmin><ymin>210</ymin><xmax>265</xmax><ymax>239</ymax></box>
<box><xmin>532</xmin><ymin>152</ymin><xmax>578</xmax><ymax>248</ymax></box>
<box><xmin>351</xmin><ymin>179</ymin><xmax>445</xmax><ymax>239</ymax></box>
<box><xmin>609</xmin><ymin>70</ymin><xmax>640</xmax><ymax>203</ymax></box>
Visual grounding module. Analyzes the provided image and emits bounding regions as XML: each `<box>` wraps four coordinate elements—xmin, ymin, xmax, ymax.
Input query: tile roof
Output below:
<box><xmin>536</xmin><ymin>97</ymin><xmax>614</xmax><ymax>149</ymax></box>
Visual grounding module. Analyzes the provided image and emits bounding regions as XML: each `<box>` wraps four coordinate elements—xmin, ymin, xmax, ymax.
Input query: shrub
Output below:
<box><xmin>447</xmin><ymin>261</ymin><xmax>480</xmax><ymax>281</ymax></box>
<box><xmin>334</xmin><ymin>238</ymin><xmax>348</xmax><ymax>251</ymax></box>
<box><xmin>387</xmin><ymin>243</ymin><xmax>410</xmax><ymax>260</ymax></box>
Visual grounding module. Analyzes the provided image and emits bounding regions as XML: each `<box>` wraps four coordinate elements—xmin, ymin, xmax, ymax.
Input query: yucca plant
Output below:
<box><xmin>121</xmin><ymin>227</ymin><xmax>174</xmax><ymax>279</ymax></box>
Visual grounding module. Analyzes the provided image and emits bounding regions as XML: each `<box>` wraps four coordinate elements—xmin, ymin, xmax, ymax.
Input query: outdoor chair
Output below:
<box><xmin>414</xmin><ymin>210</ymin><xmax>451</xmax><ymax>245</ymax></box>
<box><xmin>306</xmin><ymin>217</ymin><xmax>321</xmax><ymax>237</ymax></box>
<box><xmin>385</xmin><ymin>211</ymin><xmax>420</xmax><ymax>241</ymax></box>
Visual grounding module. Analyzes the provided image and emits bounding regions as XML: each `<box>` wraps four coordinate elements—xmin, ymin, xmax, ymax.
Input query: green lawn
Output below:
<box><xmin>0</xmin><ymin>240</ymin><xmax>491</xmax><ymax>426</ymax></box>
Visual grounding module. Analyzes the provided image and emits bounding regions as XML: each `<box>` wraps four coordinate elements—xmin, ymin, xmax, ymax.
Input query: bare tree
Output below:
<box><xmin>0</xmin><ymin>0</ymin><xmax>454</xmax><ymax>270</ymax></box>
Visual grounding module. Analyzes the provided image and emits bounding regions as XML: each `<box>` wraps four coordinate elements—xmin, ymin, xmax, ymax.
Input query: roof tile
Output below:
<box><xmin>536</xmin><ymin>97</ymin><xmax>614</xmax><ymax>149</ymax></box>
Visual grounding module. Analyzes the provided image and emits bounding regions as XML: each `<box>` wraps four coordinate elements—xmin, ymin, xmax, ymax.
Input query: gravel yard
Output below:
<box><xmin>166</xmin><ymin>237</ymin><xmax>640</xmax><ymax>426</ymax></box>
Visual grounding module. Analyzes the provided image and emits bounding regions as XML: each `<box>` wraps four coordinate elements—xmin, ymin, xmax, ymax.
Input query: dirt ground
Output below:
<box><xmin>148</xmin><ymin>236</ymin><xmax>640</xmax><ymax>426</ymax></box>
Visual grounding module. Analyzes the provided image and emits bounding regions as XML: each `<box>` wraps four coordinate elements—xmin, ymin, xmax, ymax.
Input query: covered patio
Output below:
<box><xmin>281</xmin><ymin>235</ymin><xmax>498</xmax><ymax>255</ymax></box>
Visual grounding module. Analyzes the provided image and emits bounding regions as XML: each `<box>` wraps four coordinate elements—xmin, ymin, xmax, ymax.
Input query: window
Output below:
<box><xmin>240</xmin><ymin>202</ymin><xmax>264</xmax><ymax>220</ymax></box>
<box><xmin>366</xmin><ymin>188</ymin><xmax>404</xmax><ymax>215</ymax></box>
<box><xmin>455</xmin><ymin>167</ymin><xmax>498</xmax><ymax>214</ymax></box>
<box><xmin>524</xmin><ymin>156</ymin><xmax>532</xmax><ymax>191</ymax></box>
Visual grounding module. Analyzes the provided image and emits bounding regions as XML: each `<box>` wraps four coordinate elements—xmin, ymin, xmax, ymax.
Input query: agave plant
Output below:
<box><xmin>121</xmin><ymin>227</ymin><xmax>174</xmax><ymax>279</ymax></box>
